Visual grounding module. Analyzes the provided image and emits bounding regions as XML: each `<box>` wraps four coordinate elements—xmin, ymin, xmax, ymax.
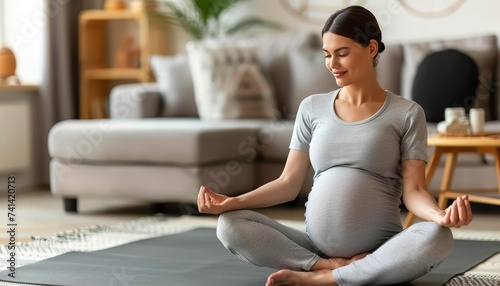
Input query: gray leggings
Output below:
<box><xmin>217</xmin><ymin>210</ymin><xmax>453</xmax><ymax>286</ymax></box>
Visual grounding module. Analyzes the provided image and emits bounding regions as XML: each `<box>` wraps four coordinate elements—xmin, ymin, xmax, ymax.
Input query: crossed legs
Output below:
<box><xmin>217</xmin><ymin>210</ymin><xmax>453</xmax><ymax>286</ymax></box>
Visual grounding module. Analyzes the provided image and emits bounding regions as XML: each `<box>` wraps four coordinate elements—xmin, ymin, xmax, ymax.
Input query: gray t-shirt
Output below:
<box><xmin>290</xmin><ymin>89</ymin><xmax>428</xmax><ymax>257</ymax></box>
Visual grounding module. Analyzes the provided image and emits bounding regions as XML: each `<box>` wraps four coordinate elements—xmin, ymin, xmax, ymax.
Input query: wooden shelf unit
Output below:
<box><xmin>79</xmin><ymin>9</ymin><xmax>171</xmax><ymax>119</ymax></box>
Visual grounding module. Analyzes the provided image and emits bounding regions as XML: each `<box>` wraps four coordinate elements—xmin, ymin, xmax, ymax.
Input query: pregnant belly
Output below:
<box><xmin>305</xmin><ymin>167</ymin><xmax>402</xmax><ymax>258</ymax></box>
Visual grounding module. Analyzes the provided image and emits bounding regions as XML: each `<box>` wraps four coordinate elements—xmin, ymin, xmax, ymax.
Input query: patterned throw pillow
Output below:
<box><xmin>186</xmin><ymin>39</ymin><xmax>279</xmax><ymax>120</ymax></box>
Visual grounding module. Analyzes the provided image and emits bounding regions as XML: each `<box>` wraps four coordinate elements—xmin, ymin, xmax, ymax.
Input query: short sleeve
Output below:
<box><xmin>289</xmin><ymin>98</ymin><xmax>313</xmax><ymax>152</ymax></box>
<box><xmin>401</xmin><ymin>103</ymin><xmax>428</xmax><ymax>162</ymax></box>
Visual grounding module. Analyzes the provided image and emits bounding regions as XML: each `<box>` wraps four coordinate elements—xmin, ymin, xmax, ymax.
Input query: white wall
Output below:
<box><xmin>1</xmin><ymin>0</ymin><xmax>46</xmax><ymax>84</ymax></box>
<box><xmin>231</xmin><ymin>0</ymin><xmax>499</xmax><ymax>45</ymax></box>
<box><xmin>1</xmin><ymin>0</ymin><xmax>498</xmax><ymax>84</ymax></box>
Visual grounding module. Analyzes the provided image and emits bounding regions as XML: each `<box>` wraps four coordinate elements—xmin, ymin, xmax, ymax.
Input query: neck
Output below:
<box><xmin>339</xmin><ymin>73</ymin><xmax>385</xmax><ymax>105</ymax></box>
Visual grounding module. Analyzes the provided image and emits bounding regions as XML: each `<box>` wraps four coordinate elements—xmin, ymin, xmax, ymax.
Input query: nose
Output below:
<box><xmin>328</xmin><ymin>56</ymin><xmax>339</xmax><ymax>71</ymax></box>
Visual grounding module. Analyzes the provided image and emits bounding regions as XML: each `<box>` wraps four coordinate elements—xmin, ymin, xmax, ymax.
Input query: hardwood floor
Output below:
<box><xmin>1</xmin><ymin>187</ymin><xmax>499</xmax><ymax>244</ymax></box>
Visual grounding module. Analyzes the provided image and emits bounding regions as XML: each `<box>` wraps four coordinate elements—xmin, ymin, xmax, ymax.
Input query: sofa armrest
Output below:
<box><xmin>109</xmin><ymin>83</ymin><xmax>162</xmax><ymax>119</ymax></box>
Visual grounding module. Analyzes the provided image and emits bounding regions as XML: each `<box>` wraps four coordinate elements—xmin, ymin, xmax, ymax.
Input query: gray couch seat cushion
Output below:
<box><xmin>49</xmin><ymin>119</ymin><xmax>269</xmax><ymax>165</ymax></box>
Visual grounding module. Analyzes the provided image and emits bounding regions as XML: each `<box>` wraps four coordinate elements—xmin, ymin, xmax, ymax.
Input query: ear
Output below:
<box><xmin>368</xmin><ymin>39</ymin><xmax>378</xmax><ymax>57</ymax></box>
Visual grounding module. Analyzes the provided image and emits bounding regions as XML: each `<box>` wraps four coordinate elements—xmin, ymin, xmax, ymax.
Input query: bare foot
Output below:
<box><xmin>266</xmin><ymin>269</ymin><xmax>337</xmax><ymax>286</ymax></box>
<box><xmin>311</xmin><ymin>252</ymin><xmax>369</xmax><ymax>271</ymax></box>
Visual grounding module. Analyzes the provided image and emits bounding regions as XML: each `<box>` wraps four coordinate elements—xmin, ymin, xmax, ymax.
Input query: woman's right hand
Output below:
<box><xmin>197</xmin><ymin>185</ymin><xmax>232</xmax><ymax>214</ymax></box>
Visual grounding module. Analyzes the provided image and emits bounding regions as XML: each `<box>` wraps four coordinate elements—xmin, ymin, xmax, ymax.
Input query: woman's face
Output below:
<box><xmin>322</xmin><ymin>32</ymin><xmax>377</xmax><ymax>87</ymax></box>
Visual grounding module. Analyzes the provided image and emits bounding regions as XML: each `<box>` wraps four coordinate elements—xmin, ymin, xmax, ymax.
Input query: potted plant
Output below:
<box><xmin>152</xmin><ymin>0</ymin><xmax>281</xmax><ymax>39</ymax></box>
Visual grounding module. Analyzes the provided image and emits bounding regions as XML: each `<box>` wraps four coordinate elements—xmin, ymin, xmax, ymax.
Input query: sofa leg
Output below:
<box><xmin>64</xmin><ymin>198</ymin><xmax>78</xmax><ymax>213</ymax></box>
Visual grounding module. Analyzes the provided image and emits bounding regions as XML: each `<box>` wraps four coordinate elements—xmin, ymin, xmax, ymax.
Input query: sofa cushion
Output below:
<box><xmin>150</xmin><ymin>54</ymin><xmax>198</xmax><ymax>117</ymax></box>
<box><xmin>48</xmin><ymin>119</ymin><xmax>262</xmax><ymax>165</ymax></box>
<box><xmin>412</xmin><ymin>49</ymin><xmax>479</xmax><ymax>123</ymax></box>
<box><xmin>286</xmin><ymin>39</ymin><xmax>339</xmax><ymax>119</ymax></box>
<box><xmin>50</xmin><ymin>161</ymin><xmax>256</xmax><ymax>201</ymax></box>
<box><xmin>401</xmin><ymin>34</ymin><xmax>498</xmax><ymax>120</ymax></box>
<box><xmin>257</xmin><ymin>31</ymin><xmax>340</xmax><ymax>119</ymax></box>
<box><xmin>263</xmin><ymin>34</ymin><xmax>404</xmax><ymax>119</ymax></box>
<box><xmin>257</xmin><ymin>120</ymin><xmax>295</xmax><ymax>161</ymax></box>
<box><xmin>109</xmin><ymin>83</ymin><xmax>162</xmax><ymax>118</ymax></box>
<box><xmin>376</xmin><ymin>44</ymin><xmax>403</xmax><ymax>95</ymax></box>
<box><xmin>186</xmin><ymin>39</ymin><xmax>279</xmax><ymax>120</ymax></box>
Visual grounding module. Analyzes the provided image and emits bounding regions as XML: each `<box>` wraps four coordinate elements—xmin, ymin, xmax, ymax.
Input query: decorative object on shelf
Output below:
<box><xmin>79</xmin><ymin>9</ymin><xmax>171</xmax><ymax>119</ymax></box>
<box><xmin>104</xmin><ymin>0</ymin><xmax>127</xmax><ymax>11</ymax></box>
<box><xmin>113</xmin><ymin>36</ymin><xmax>141</xmax><ymax>68</ymax></box>
<box><xmin>130</xmin><ymin>0</ymin><xmax>157</xmax><ymax>13</ymax></box>
<box><xmin>153</xmin><ymin>0</ymin><xmax>282</xmax><ymax>39</ymax></box>
<box><xmin>0</xmin><ymin>47</ymin><xmax>20</xmax><ymax>86</ymax></box>
<box><xmin>130</xmin><ymin>0</ymin><xmax>145</xmax><ymax>12</ymax></box>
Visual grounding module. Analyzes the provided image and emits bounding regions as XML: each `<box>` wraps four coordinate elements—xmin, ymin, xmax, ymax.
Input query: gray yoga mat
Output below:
<box><xmin>0</xmin><ymin>228</ymin><xmax>498</xmax><ymax>286</ymax></box>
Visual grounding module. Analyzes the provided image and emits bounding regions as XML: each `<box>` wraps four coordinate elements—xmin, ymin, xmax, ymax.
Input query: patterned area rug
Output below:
<box><xmin>0</xmin><ymin>215</ymin><xmax>499</xmax><ymax>286</ymax></box>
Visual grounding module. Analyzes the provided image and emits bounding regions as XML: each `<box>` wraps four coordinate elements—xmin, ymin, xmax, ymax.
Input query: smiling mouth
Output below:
<box><xmin>333</xmin><ymin>71</ymin><xmax>347</xmax><ymax>77</ymax></box>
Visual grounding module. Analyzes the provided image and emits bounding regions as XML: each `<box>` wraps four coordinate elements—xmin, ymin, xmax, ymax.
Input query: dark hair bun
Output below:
<box><xmin>378</xmin><ymin>41</ymin><xmax>385</xmax><ymax>54</ymax></box>
<box><xmin>322</xmin><ymin>6</ymin><xmax>385</xmax><ymax>56</ymax></box>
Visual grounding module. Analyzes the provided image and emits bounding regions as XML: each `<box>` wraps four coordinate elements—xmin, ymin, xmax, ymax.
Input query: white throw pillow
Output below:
<box><xmin>150</xmin><ymin>54</ymin><xmax>198</xmax><ymax>117</ymax></box>
<box><xmin>186</xmin><ymin>39</ymin><xmax>279</xmax><ymax>120</ymax></box>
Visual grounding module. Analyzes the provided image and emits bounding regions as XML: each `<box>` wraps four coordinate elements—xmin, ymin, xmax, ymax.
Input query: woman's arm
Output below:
<box><xmin>401</xmin><ymin>159</ymin><xmax>473</xmax><ymax>227</ymax></box>
<box><xmin>198</xmin><ymin>149</ymin><xmax>311</xmax><ymax>214</ymax></box>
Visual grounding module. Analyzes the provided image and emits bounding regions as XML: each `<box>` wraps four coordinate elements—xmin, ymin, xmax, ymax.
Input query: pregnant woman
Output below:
<box><xmin>197</xmin><ymin>5</ymin><xmax>472</xmax><ymax>286</ymax></box>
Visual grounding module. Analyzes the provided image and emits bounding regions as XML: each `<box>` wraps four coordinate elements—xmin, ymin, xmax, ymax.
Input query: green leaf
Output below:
<box><xmin>211</xmin><ymin>0</ymin><xmax>250</xmax><ymax>20</ymax></box>
<box><xmin>157</xmin><ymin>1</ymin><xmax>205</xmax><ymax>39</ymax></box>
<box><xmin>153</xmin><ymin>0</ymin><xmax>277</xmax><ymax>40</ymax></box>
<box><xmin>223</xmin><ymin>17</ymin><xmax>283</xmax><ymax>36</ymax></box>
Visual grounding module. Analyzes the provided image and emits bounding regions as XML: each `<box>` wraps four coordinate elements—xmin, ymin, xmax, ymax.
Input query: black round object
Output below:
<box><xmin>412</xmin><ymin>49</ymin><xmax>479</xmax><ymax>123</ymax></box>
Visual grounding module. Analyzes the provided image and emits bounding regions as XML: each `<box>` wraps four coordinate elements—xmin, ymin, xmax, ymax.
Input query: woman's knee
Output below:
<box><xmin>413</xmin><ymin>222</ymin><xmax>453</xmax><ymax>260</ymax></box>
<box><xmin>216</xmin><ymin>210</ymin><xmax>252</xmax><ymax>247</ymax></box>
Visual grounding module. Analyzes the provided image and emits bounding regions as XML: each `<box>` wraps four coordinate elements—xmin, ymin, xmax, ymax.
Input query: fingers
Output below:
<box><xmin>197</xmin><ymin>185</ymin><xmax>214</xmax><ymax>213</ymax></box>
<box><xmin>456</xmin><ymin>196</ymin><xmax>466</xmax><ymax>226</ymax></box>
<box><xmin>464</xmin><ymin>197</ymin><xmax>473</xmax><ymax>225</ymax></box>
<box><xmin>460</xmin><ymin>195</ymin><xmax>473</xmax><ymax>226</ymax></box>
<box><xmin>442</xmin><ymin>207</ymin><xmax>451</xmax><ymax>226</ymax></box>
<box><xmin>443</xmin><ymin>196</ymin><xmax>473</xmax><ymax>228</ymax></box>
<box><xmin>197</xmin><ymin>185</ymin><xmax>206</xmax><ymax>213</ymax></box>
<box><xmin>204</xmin><ymin>191</ymin><xmax>212</xmax><ymax>208</ymax></box>
<box><xmin>266</xmin><ymin>276</ymin><xmax>273</xmax><ymax>286</ymax></box>
<box><xmin>449</xmin><ymin>200</ymin><xmax>458</xmax><ymax>225</ymax></box>
<box><xmin>197</xmin><ymin>185</ymin><xmax>224</xmax><ymax>215</ymax></box>
<box><xmin>456</xmin><ymin>196</ymin><xmax>473</xmax><ymax>227</ymax></box>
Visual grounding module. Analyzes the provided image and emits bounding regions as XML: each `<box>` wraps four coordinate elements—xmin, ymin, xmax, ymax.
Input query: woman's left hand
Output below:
<box><xmin>434</xmin><ymin>195</ymin><xmax>473</xmax><ymax>228</ymax></box>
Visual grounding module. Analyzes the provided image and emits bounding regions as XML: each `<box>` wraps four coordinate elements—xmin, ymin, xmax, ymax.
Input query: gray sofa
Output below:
<box><xmin>49</xmin><ymin>32</ymin><xmax>500</xmax><ymax>213</ymax></box>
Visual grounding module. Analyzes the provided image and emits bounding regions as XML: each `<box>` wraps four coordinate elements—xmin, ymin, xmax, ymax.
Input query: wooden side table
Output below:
<box><xmin>404</xmin><ymin>134</ymin><xmax>500</xmax><ymax>228</ymax></box>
